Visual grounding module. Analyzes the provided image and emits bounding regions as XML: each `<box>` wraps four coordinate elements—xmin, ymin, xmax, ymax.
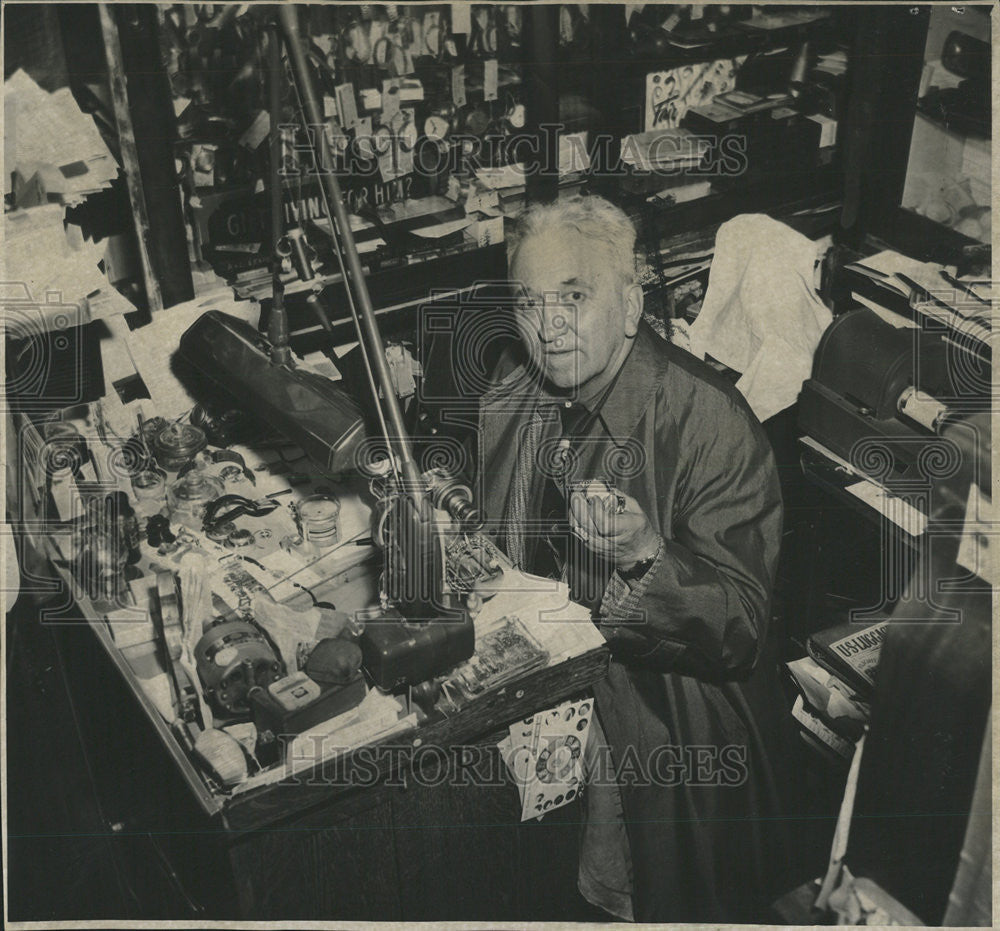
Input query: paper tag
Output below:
<box><xmin>399</xmin><ymin>78</ymin><xmax>424</xmax><ymax>102</ymax></box>
<box><xmin>451</xmin><ymin>3</ymin><xmax>472</xmax><ymax>34</ymax></box>
<box><xmin>335</xmin><ymin>83</ymin><xmax>359</xmax><ymax>129</ymax></box>
<box><xmin>323</xmin><ymin>95</ymin><xmax>338</xmax><ymax>118</ymax></box>
<box><xmin>484</xmin><ymin>59</ymin><xmax>499</xmax><ymax>102</ymax></box>
<box><xmin>451</xmin><ymin>66</ymin><xmax>467</xmax><ymax>107</ymax></box>
<box><xmin>238</xmin><ymin>110</ymin><xmax>270</xmax><ymax>150</ymax></box>
<box><xmin>381</xmin><ymin>79</ymin><xmax>401</xmax><ymax>123</ymax></box>
<box><xmin>360</xmin><ymin>88</ymin><xmax>382</xmax><ymax>110</ymax></box>
<box><xmin>808</xmin><ymin>113</ymin><xmax>838</xmax><ymax>147</ymax></box>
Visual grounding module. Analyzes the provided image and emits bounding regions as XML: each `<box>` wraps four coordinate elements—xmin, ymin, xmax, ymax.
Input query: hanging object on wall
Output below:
<box><xmin>644</xmin><ymin>56</ymin><xmax>746</xmax><ymax>131</ymax></box>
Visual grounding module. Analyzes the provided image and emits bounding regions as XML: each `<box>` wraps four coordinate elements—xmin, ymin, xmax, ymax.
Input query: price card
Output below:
<box><xmin>451</xmin><ymin>2</ymin><xmax>472</xmax><ymax>34</ymax></box>
<box><xmin>323</xmin><ymin>95</ymin><xmax>338</xmax><ymax>118</ymax></box>
<box><xmin>381</xmin><ymin>79</ymin><xmax>401</xmax><ymax>123</ymax></box>
<box><xmin>238</xmin><ymin>110</ymin><xmax>270</xmax><ymax>150</ymax></box>
<box><xmin>451</xmin><ymin>65</ymin><xmax>467</xmax><ymax>107</ymax></box>
<box><xmin>335</xmin><ymin>83</ymin><xmax>359</xmax><ymax>129</ymax></box>
<box><xmin>484</xmin><ymin>59</ymin><xmax>499</xmax><ymax>102</ymax></box>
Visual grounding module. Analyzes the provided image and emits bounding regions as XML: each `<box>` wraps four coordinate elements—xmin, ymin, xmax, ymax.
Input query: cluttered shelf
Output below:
<box><xmin>838</xmin><ymin>246</ymin><xmax>992</xmax><ymax>361</ymax></box>
<box><xmin>618</xmin><ymin>8</ymin><xmax>834</xmax><ymax>74</ymax></box>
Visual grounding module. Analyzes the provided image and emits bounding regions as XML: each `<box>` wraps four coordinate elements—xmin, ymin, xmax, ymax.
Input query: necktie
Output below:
<box><xmin>536</xmin><ymin>402</ymin><xmax>616</xmax><ymax>609</ymax></box>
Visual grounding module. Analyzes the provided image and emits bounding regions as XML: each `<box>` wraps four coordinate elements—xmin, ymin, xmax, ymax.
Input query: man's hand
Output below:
<box><xmin>568</xmin><ymin>488</ymin><xmax>660</xmax><ymax>569</ymax></box>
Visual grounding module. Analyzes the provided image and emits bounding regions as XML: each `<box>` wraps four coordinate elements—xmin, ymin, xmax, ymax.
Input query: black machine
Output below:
<box><xmin>178</xmin><ymin>309</ymin><xmax>366</xmax><ymax>476</ymax></box>
<box><xmin>799</xmin><ymin>308</ymin><xmax>980</xmax><ymax>487</ymax></box>
<box><xmin>179</xmin><ymin>7</ymin><xmax>482</xmax><ymax>691</ymax></box>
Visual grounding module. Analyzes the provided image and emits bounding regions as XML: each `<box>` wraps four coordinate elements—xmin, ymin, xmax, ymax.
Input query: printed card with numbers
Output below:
<box><xmin>499</xmin><ymin>696</ymin><xmax>594</xmax><ymax>821</ymax></box>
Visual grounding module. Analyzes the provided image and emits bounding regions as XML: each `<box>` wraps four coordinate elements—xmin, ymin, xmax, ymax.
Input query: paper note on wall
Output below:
<box><xmin>484</xmin><ymin>59</ymin><xmax>499</xmax><ymax>101</ymax></box>
<box><xmin>451</xmin><ymin>66</ymin><xmax>467</xmax><ymax>107</ymax></box>
<box><xmin>335</xmin><ymin>83</ymin><xmax>359</xmax><ymax>129</ymax></box>
<box><xmin>644</xmin><ymin>57</ymin><xmax>746</xmax><ymax>131</ymax></box>
<box><xmin>450</xmin><ymin>3</ymin><xmax>471</xmax><ymax>34</ymax></box>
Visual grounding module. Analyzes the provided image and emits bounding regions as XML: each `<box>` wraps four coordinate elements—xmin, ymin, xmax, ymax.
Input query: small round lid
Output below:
<box><xmin>299</xmin><ymin>494</ymin><xmax>341</xmax><ymax>522</ymax></box>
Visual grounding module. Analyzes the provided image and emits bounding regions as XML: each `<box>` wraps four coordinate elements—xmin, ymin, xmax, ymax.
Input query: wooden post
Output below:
<box><xmin>97</xmin><ymin>4</ymin><xmax>193</xmax><ymax>312</ymax></box>
<box><xmin>523</xmin><ymin>4</ymin><xmax>560</xmax><ymax>206</ymax></box>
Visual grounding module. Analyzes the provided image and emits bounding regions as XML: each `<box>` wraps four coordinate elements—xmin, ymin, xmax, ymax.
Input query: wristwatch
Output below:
<box><xmin>617</xmin><ymin>551</ymin><xmax>656</xmax><ymax>583</ymax></box>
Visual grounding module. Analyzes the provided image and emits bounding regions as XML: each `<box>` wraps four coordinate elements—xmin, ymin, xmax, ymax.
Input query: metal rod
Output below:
<box><xmin>267</xmin><ymin>22</ymin><xmax>291</xmax><ymax>364</ymax></box>
<box><xmin>277</xmin><ymin>5</ymin><xmax>421</xmax><ymax>488</ymax></box>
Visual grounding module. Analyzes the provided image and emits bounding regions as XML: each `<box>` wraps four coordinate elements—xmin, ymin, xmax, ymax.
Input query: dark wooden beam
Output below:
<box><xmin>98</xmin><ymin>3</ymin><xmax>193</xmax><ymax>311</ymax></box>
<box><xmin>523</xmin><ymin>4</ymin><xmax>560</xmax><ymax>206</ymax></box>
<box><xmin>838</xmin><ymin>6</ymin><xmax>930</xmax><ymax>247</ymax></box>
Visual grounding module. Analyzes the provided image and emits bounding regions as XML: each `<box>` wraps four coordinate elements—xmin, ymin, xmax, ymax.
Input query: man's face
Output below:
<box><xmin>510</xmin><ymin>228</ymin><xmax>640</xmax><ymax>392</ymax></box>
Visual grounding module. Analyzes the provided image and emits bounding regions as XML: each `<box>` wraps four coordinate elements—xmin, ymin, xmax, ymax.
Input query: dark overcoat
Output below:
<box><xmin>477</xmin><ymin>322</ymin><xmax>794</xmax><ymax>922</ymax></box>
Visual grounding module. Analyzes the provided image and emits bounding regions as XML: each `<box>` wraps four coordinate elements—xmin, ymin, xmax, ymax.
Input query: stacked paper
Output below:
<box><xmin>3</xmin><ymin>205</ymin><xmax>135</xmax><ymax>322</ymax></box>
<box><xmin>473</xmin><ymin>132</ymin><xmax>592</xmax><ymax>195</ymax></box>
<box><xmin>5</xmin><ymin>69</ymin><xmax>118</xmax><ymax>205</ymax></box>
<box><xmin>620</xmin><ymin>128</ymin><xmax>709</xmax><ymax>171</ymax></box>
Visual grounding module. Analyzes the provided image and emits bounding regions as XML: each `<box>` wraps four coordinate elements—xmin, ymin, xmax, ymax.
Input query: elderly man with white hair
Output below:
<box><xmin>475</xmin><ymin>194</ymin><xmax>794</xmax><ymax>922</ymax></box>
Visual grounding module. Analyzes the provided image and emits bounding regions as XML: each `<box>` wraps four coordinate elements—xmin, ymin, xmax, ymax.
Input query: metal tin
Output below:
<box><xmin>153</xmin><ymin>422</ymin><xmax>207</xmax><ymax>470</ymax></box>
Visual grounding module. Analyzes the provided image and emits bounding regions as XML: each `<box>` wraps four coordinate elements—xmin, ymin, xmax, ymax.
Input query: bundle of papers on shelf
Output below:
<box><xmin>473</xmin><ymin>131</ymin><xmax>593</xmax><ymax>195</ymax></box>
<box><xmin>5</xmin><ymin>69</ymin><xmax>118</xmax><ymax>206</ymax></box>
<box><xmin>845</xmin><ymin>249</ymin><xmax>992</xmax><ymax>335</ymax></box>
<box><xmin>620</xmin><ymin>127</ymin><xmax>709</xmax><ymax>171</ymax></box>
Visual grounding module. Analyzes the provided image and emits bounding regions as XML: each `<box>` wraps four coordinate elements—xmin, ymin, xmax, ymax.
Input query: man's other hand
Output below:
<box><xmin>569</xmin><ymin>488</ymin><xmax>660</xmax><ymax>570</ymax></box>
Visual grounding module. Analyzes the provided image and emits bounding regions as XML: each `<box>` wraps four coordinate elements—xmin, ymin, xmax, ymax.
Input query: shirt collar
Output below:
<box><xmin>482</xmin><ymin>322</ymin><xmax>668</xmax><ymax>437</ymax></box>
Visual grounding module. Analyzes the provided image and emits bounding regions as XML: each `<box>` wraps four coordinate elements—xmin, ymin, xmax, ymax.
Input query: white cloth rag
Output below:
<box><xmin>688</xmin><ymin>214</ymin><xmax>832</xmax><ymax>423</ymax></box>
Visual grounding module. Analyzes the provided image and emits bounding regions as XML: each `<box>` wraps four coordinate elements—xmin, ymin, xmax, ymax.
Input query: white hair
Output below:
<box><xmin>507</xmin><ymin>194</ymin><xmax>639</xmax><ymax>285</ymax></box>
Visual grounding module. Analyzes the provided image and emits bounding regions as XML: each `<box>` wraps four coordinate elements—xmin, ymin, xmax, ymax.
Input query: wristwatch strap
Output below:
<box><xmin>617</xmin><ymin>552</ymin><xmax>656</xmax><ymax>583</ymax></box>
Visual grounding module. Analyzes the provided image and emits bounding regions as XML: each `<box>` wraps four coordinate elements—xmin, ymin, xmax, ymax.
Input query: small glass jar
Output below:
<box><xmin>152</xmin><ymin>422</ymin><xmax>207</xmax><ymax>470</ymax></box>
<box><xmin>167</xmin><ymin>472</ymin><xmax>224</xmax><ymax>530</ymax></box>
<box><xmin>131</xmin><ymin>468</ymin><xmax>168</xmax><ymax>508</ymax></box>
<box><xmin>298</xmin><ymin>494</ymin><xmax>341</xmax><ymax>548</ymax></box>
